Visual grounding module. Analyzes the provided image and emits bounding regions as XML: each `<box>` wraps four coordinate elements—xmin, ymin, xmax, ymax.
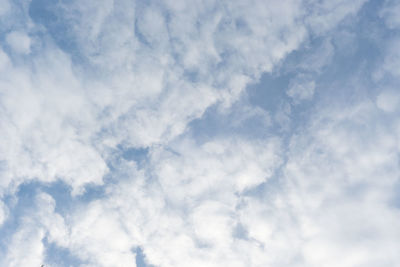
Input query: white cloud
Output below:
<box><xmin>0</xmin><ymin>47</ymin><xmax>108</xmax><ymax>195</ymax></box>
<box><xmin>0</xmin><ymin>0</ymin><xmax>391</xmax><ymax>267</ymax></box>
<box><xmin>283</xmin><ymin>100</ymin><xmax>400</xmax><ymax>266</ymax></box>
<box><xmin>0</xmin><ymin>48</ymin><xmax>10</xmax><ymax>70</ymax></box>
<box><xmin>0</xmin><ymin>200</ymin><xmax>7</xmax><ymax>226</ymax></box>
<box><xmin>6</xmin><ymin>31</ymin><xmax>31</xmax><ymax>54</ymax></box>
<box><xmin>65</xmin><ymin>201</ymin><xmax>136</xmax><ymax>267</ymax></box>
<box><xmin>0</xmin><ymin>0</ymin><xmax>309</xmax><ymax>194</ymax></box>
<box><xmin>152</xmin><ymin>136</ymin><xmax>282</xmax><ymax>201</ymax></box>
<box><xmin>4</xmin><ymin>226</ymin><xmax>46</xmax><ymax>267</ymax></box>
<box><xmin>376</xmin><ymin>90</ymin><xmax>400</xmax><ymax>113</ymax></box>
<box><xmin>74</xmin><ymin>97</ymin><xmax>400</xmax><ymax>267</ymax></box>
<box><xmin>34</xmin><ymin>135</ymin><xmax>282</xmax><ymax>266</ymax></box>
<box><xmin>1</xmin><ymin>193</ymin><xmax>67</xmax><ymax>267</ymax></box>
<box><xmin>0</xmin><ymin>0</ymin><xmax>369</xmax><ymax>195</ymax></box>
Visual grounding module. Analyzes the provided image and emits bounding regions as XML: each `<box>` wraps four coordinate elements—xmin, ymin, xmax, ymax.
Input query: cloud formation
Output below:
<box><xmin>1</xmin><ymin>0</ymin><xmax>400</xmax><ymax>266</ymax></box>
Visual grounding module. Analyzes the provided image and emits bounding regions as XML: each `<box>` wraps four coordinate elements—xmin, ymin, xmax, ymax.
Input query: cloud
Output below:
<box><xmin>380</xmin><ymin>0</ymin><xmax>400</xmax><ymax>29</ymax></box>
<box><xmin>0</xmin><ymin>48</ymin><xmax>10</xmax><ymax>69</ymax></box>
<box><xmin>0</xmin><ymin>0</ymin><xmax>10</xmax><ymax>17</ymax></box>
<box><xmin>5</xmin><ymin>31</ymin><xmax>31</xmax><ymax>54</ymax></box>
<box><xmin>0</xmin><ymin>46</ymin><xmax>108</xmax><ymax>195</ymax></box>
<box><xmin>287</xmin><ymin>75</ymin><xmax>316</xmax><ymax>102</ymax></box>
<box><xmin>0</xmin><ymin>0</ymin><xmax>311</xmax><ymax>194</ymax></box>
<box><xmin>376</xmin><ymin>90</ymin><xmax>400</xmax><ymax>113</ymax></box>
<box><xmin>1</xmin><ymin>0</ymin><xmax>397</xmax><ymax>267</ymax></box>
<box><xmin>0</xmin><ymin>200</ymin><xmax>7</xmax><ymax>226</ymax></box>
<box><xmin>1</xmin><ymin>193</ymin><xmax>67</xmax><ymax>267</ymax></box>
<box><xmin>283</xmin><ymin>99</ymin><xmax>400</xmax><ymax>266</ymax></box>
<box><xmin>381</xmin><ymin>38</ymin><xmax>400</xmax><ymax>78</ymax></box>
<box><xmin>305</xmin><ymin>0</ymin><xmax>367</xmax><ymax>34</ymax></box>
<box><xmin>48</xmin><ymin>135</ymin><xmax>282</xmax><ymax>266</ymax></box>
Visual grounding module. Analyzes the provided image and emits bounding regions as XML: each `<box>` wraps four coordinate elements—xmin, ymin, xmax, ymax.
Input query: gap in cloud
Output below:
<box><xmin>247</xmin><ymin>72</ymin><xmax>292</xmax><ymax>112</ymax></box>
<box><xmin>388</xmin><ymin>179</ymin><xmax>400</xmax><ymax>210</ymax></box>
<box><xmin>0</xmin><ymin>181</ymin><xmax>42</xmax><ymax>256</ymax></box>
<box><xmin>187</xmin><ymin>101</ymin><xmax>273</xmax><ymax>145</ymax></box>
<box><xmin>240</xmin><ymin>167</ymin><xmax>285</xmax><ymax>200</ymax></box>
<box><xmin>76</xmin><ymin>183</ymin><xmax>107</xmax><ymax>202</ymax></box>
<box><xmin>29</xmin><ymin>0</ymin><xmax>80</xmax><ymax>55</ymax></box>
<box><xmin>43</xmin><ymin>238</ymin><xmax>83</xmax><ymax>267</ymax></box>
<box><xmin>120</xmin><ymin>146</ymin><xmax>149</xmax><ymax>169</ymax></box>
<box><xmin>0</xmin><ymin>180</ymin><xmax>108</xmax><ymax>220</ymax></box>
<box><xmin>302</xmin><ymin>0</ymin><xmax>389</xmax><ymax>106</ymax></box>
<box><xmin>43</xmin><ymin>180</ymin><xmax>108</xmax><ymax>215</ymax></box>
<box><xmin>28</xmin><ymin>0</ymin><xmax>98</xmax><ymax>71</ymax></box>
<box><xmin>134</xmin><ymin>246</ymin><xmax>154</xmax><ymax>267</ymax></box>
<box><xmin>134</xmin><ymin>20</ymin><xmax>152</xmax><ymax>48</ymax></box>
<box><xmin>241</xmin><ymin>0</ymin><xmax>391</xmax><ymax>127</ymax></box>
<box><xmin>42</xmin><ymin>181</ymin><xmax>74</xmax><ymax>215</ymax></box>
<box><xmin>245</xmin><ymin>70</ymin><xmax>317</xmax><ymax>137</ymax></box>
<box><xmin>232</xmin><ymin>221</ymin><xmax>249</xmax><ymax>240</ymax></box>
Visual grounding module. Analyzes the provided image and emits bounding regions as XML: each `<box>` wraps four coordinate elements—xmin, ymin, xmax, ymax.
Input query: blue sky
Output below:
<box><xmin>1</xmin><ymin>0</ymin><xmax>400</xmax><ymax>266</ymax></box>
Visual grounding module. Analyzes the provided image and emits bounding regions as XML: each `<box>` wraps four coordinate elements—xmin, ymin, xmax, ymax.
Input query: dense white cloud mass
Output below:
<box><xmin>1</xmin><ymin>0</ymin><xmax>400</xmax><ymax>266</ymax></box>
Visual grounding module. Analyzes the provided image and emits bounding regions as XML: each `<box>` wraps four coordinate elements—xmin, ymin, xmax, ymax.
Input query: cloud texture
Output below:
<box><xmin>1</xmin><ymin>0</ymin><xmax>400</xmax><ymax>266</ymax></box>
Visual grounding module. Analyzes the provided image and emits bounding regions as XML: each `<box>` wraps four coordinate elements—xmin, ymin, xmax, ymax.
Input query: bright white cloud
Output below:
<box><xmin>0</xmin><ymin>0</ymin><xmax>310</xmax><ymax>194</ymax></box>
<box><xmin>0</xmin><ymin>200</ymin><xmax>7</xmax><ymax>226</ymax></box>
<box><xmin>1</xmin><ymin>193</ymin><xmax>67</xmax><ymax>267</ymax></box>
<box><xmin>284</xmin><ymin>99</ymin><xmax>400</xmax><ymax>266</ymax></box>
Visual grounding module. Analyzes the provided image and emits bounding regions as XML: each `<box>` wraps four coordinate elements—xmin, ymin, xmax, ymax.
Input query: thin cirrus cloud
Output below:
<box><xmin>0</xmin><ymin>0</ymin><xmax>400</xmax><ymax>266</ymax></box>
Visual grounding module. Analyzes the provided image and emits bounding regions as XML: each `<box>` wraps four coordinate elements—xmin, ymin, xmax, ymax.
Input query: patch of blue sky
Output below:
<box><xmin>187</xmin><ymin>103</ymin><xmax>268</xmax><ymax>142</ymax></box>
<box><xmin>0</xmin><ymin>180</ymin><xmax>106</xmax><ymax>225</ymax></box>
<box><xmin>119</xmin><ymin>146</ymin><xmax>149</xmax><ymax>167</ymax></box>
<box><xmin>134</xmin><ymin>247</ymin><xmax>154</xmax><ymax>267</ymax></box>
<box><xmin>185</xmin><ymin>0</ymin><xmax>393</xmax><ymax>208</ymax></box>
<box><xmin>43</xmin><ymin>239</ymin><xmax>83</xmax><ymax>267</ymax></box>
<box><xmin>44</xmin><ymin>181</ymin><xmax>108</xmax><ymax>215</ymax></box>
<box><xmin>29</xmin><ymin>0</ymin><xmax>80</xmax><ymax>55</ymax></box>
<box><xmin>0</xmin><ymin>182</ymin><xmax>42</xmax><ymax>256</ymax></box>
<box><xmin>28</xmin><ymin>0</ymin><xmax>103</xmax><ymax>74</ymax></box>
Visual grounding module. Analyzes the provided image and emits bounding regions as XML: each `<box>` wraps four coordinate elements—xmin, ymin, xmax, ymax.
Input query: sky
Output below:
<box><xmin>0</xmin><ymin>0</ymin><xmax>400</xmax><ymax>266</ymax></box>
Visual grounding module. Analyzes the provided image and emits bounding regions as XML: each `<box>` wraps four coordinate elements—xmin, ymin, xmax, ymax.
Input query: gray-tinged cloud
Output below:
<box><xmin>380</xmin><ymin>0</ymin><xmax>400</xmax><ymax>29</ymax></box>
